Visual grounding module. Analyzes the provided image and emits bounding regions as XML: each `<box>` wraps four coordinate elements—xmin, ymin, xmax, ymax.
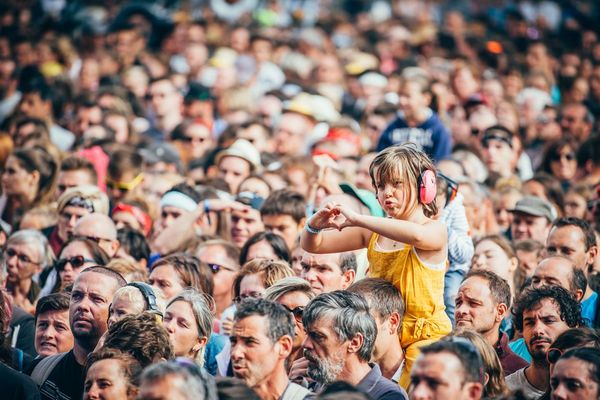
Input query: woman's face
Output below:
<box><xmin>149</xmin><ymin>264</ymin><xmax>185</xmax><ymax>300</ymax></box>
<box><xmin>58</xmin><ymin>242</ymin><xmax>97</xmax><ymax>287</ymax></box>
<box><xmin>276</xmin><ymin>290</ymin><xmax>311</xmax><ymax>352</ymax></box>
<box><xmin>4</xmin><ymin>241</ymin><xmax>41</xmax><ymax>284</ymax></box>
<box><xmin>472</xmin><ymin>240</ymin><xmax>516</xmax><ymax>283</ymax></box>
<box><xmin>58</xmin><ymin>205</ymin><xmax>93</xmax><ymax>242</ymax></box>
<box><xmin>183</xmin><ymin>123</ymin><xmax>213</xmax><ymax>159</ymax></box>
<box><xmin>550</xmin><ymin>145</ymin><xmax>578</xmax><ymax>181</ymax></box>
<box><xmin>551</xmin><ymin>357</ymin><xmax>599</xmax><ymax>400</ymax></box>
<box><xmin>112</xmin><ymin>211</ymin><xmax>143</xmax><ymax>233</ymax></box>
<box><xmin>163</xmin><ymin>300</ymin><xmax>203</xmax><ymax>358</ymax></box>
<box><xmin>1</xmin><ymin>156</ymin><xmax>36</xmax><ymax>197</ymax></box>
<box><xmin>564</xmin><ymin>192</ymin><xmax>588</xmax><ymax>219</ymax></box>
<box><xmin>84</xmin><ymin>359</ymin><xmax>131</xmax><ymax>400</ymax></box>
<box><xmin>238</xmin><ymin>274</ymin><xmax>266</xmax><ymax>301</ymax></box>
<box><xmin>246</xmin><ymin>240</ymin><xmax>278</xmax><ymax>262</ymax></box>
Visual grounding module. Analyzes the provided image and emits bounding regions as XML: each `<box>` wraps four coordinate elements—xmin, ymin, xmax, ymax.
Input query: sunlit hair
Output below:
<box><xmin>368</xmin><ymin>144</ymin><xmax>438</xmax><ymax>218</ymax></box>
<box><xmin>450</xmin><ymin>329</ymin><xmax>509</xmax><ymax>398</ymax></box>
<box><xmin>166</xmin><ymin>289</ymin><xmax>214</xmax><ymax>367</ymax></box>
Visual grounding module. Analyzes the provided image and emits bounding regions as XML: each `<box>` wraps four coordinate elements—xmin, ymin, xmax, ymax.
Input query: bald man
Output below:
<box><xmin>74</xmin><ymin>214</ymin><xmax>120</xmax><ymax>257</ymax></box>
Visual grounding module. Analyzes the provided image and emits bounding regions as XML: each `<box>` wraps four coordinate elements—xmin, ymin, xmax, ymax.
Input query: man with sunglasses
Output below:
<box><xmin>506</xmin><ymin>286</ymin><xmax>583</xmax><ymax>399</ymax></box>
<box><xmin>409</xmin><ymin>339</ymin><xmax>484</xmax><ymax>400</ymax></box>
<box><xmin>230</xmin><ymin>298</ymin><xmax>312</xmax><ymax>400</ymax></box>
<box><xmin>480</xmin><ymin>125</ymin><xmax>520</xmax><ymax>181</ymax></box>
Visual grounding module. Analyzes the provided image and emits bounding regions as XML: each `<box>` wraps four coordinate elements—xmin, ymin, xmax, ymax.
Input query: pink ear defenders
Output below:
<box><xmin>418</xmin><ymin>169</ymin><xmax>437</xmax><ymax>204</ymax></box>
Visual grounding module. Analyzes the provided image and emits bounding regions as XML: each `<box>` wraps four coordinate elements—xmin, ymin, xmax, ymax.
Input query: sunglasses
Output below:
<box><xmin>106</xmin><ymin>173</ymin><xmax>144</xmax><ymax>192</ymax></box>
<box><xmin>547</xmin><ymin>347</ymin><xmax>563</xmax><ymax>364</ymax></box>
<box><xmin>587</xmin><ymin>199</ymin><xmax>600</xmax><ymax>211</ymax></box>
<box><xmin>179</xmin><ymin>136</ymin><xmax>208</xmax><ymax>143</ymax></box>
<box><xmin>208</xmin><ymin>263</ymin><xmax>236</xmax><ymax>274</ymax></box>
<box><xmin>55</xmin><ymin>256</ymin><xmax>95</xmax><ymax>271</ymax></box>
<box><xmin>551</xmin><ymin>152</ymin><xmax>575</xmax><ymax>162</ymax></box>
<box><xmin>4</xmin><ymin>248</ymin><xmax>39</xmax><ymax>265</ymax></box>
<box><xmin>281</xmin><ymin>304</ymin><xmax>304</xmax><ymax>321</ymax></box>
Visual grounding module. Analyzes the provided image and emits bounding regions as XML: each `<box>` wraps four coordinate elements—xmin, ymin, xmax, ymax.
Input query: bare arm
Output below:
<box><xmin>300</xmin><ymin>202</ymin><xmax>370</xmax><ymax>254</ymax></box>
<box><xmin>336</xmin><ymin>204</ymin><xmax>448</xmax><ymax>251</ymax></box>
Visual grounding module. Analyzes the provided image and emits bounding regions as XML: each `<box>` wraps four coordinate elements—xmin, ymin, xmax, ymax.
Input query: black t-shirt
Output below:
<box><xmin>33</xmin><ymin>350</ymin><xmax>85</xmax><ymax>400</ymax></box>
<box><xmin>0</xmin><ymin>362</ymin><xmax>41</xmax><ymax>400</ymax></box>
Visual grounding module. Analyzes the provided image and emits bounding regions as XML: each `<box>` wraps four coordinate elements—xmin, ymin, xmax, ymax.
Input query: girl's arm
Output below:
<box><xmin>337</xmin><ymin>205</ymin><xmax>448</xmax><ymax>251</ymax></box>
<box><xmin>300</xmin><ymin>203</ymin><xmax>371</xmax><ymax>254</ymax></box>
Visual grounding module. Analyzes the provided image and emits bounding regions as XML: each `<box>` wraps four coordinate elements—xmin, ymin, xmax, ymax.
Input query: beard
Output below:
<box><xmin>305</xmin><ymin>349</ymin><xmax>345</xmax><ymax>385</ymax></box>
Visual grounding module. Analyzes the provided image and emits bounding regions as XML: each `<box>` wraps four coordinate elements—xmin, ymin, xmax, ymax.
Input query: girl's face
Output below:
<box><xmin>472</xmin><ymin>240</ymin><xmax>516</xmax><ymax>283</ymax></box>
<box><xmin>107</xmin><ymin>293</ymin><xmax>146</xmax><ymax>328</ymax></box>
<box><xmin>564</xmin><ymin>192</ymin><xmax>587</xmax><ymax>219</ymax></box>
<box><xmin>374</xmin><ymin>169</ymin><xmax>415</xmax><ymax>219</ymax></box>
<box><xmin>550</xmin><ymin>145</ymin><xmax>577</xmax><ymax>181</ymax></box>
<box><xmin>163</xmin><ymin>300</ymin><xmax>203</xmax><ymax>358</ymax></box>
<box><xmin>84</xmin><ymin>359</ymin><xmax>131</xmax><ymax>400</ymax></box>
<box><xmin>149</xmin><ymin>264</ymin><xmax>185</xmax><ymax>300</ymax></box>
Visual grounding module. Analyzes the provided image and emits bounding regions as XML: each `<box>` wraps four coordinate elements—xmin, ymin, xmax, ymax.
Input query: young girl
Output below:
<box><xmin>301</xmin><ymin>144</ymin><xmax>452</xmax><ymax>388</ymax></box>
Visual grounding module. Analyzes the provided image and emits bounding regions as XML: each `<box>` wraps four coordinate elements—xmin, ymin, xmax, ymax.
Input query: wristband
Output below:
<box><xmin>203</xmin><ymin>199</ymin><xmax>211</xmax><ymax>226</ymax></box>
<box><xmin>304</xmin><ymin>221</ymin><xmax>322</xmax><ymax>234</ymax></box>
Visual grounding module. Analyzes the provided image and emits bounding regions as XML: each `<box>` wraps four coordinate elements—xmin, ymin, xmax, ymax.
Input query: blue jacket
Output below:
<box><xmin>376</xmin><ymin>109</ymin><xmax>452</xmax><ymax>163</ymax></box>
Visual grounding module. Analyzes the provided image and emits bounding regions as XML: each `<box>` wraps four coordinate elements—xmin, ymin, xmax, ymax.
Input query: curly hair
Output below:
<box><xmin>103</xmin><ymin>312</ymin><xmax>174</xmax><ymax>368</ymax></box>
<box><xmin>512</xmin><ymin>286</ymin><xmax>583</xmax><ymax>332</ymax></box>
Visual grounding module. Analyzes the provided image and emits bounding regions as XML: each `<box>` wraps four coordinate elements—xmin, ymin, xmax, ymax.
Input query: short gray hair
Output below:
<box><xmin>167</xmin><ymin>289</ymin><xmax>213</xmax><ymax>366</ymax></box>
<box><xmin>140</xmin><ymin>361</ymin><xmax>217</xmax><ymax>400</ymax></box>
<box><xmin>302</xmin><ymin>291</ymin><xmax>376</xmax><ymax>362</ymax></box>
<box><xmin>7</xmin><ymin>229</ymin><xmax>55</xmax><ymax>269</ymax></box>
<box><xmin>264</xmin><ymin>277</ymin><xmax>316</xmax><ymax>302</ymax></box>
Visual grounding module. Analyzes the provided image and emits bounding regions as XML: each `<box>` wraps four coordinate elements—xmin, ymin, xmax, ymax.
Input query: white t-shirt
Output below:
<box><xmin>506</xmin><ymin>368</ymin><xmax>546</xmax><ymax>399</ymax></box>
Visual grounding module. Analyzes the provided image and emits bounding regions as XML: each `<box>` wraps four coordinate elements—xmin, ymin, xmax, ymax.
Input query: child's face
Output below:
<box><xmin>398</xmin><ymin>81</ymin><xmax>428</xmax><ymax>119</ymax></box>
<box><xmin>107</xmin><ymin>293</ymin><xmax>146</xmax><ymax>328</ymax></box>
<box><xmin>374</xmin><ymin>171</ymin><xmax>415</xmax><ymax>219</ymax></box>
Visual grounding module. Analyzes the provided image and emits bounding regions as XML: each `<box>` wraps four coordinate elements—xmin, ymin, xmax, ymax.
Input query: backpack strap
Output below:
<box><xmin>30</xmin><ymin>352</ymin><xmax>68</xmax><ymax>387</ymax></box>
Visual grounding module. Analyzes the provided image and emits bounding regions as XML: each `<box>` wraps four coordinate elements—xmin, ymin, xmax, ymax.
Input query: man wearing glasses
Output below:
<box><xmin>73</xmin><ymin>214</ymin><xmax>120</xmax><ymax>258</ymax></box>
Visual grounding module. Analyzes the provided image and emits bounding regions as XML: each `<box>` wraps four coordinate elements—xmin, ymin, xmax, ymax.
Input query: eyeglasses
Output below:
<box><xmin>4</xmin><ymin>248</ymin><xmax>39</xmax><ymax>265</ymax></box>
<box><xmin>55</xmin><ymin>256</ymin><xmax>96</xmax><ymax>271</ymax></box>
<box><xmin>547</xmin><ymin>347</ymin><xmax>563</xmax><ymax>364</ymax></box>
<box><xmin>208</xmin><ymin>263</ymin><xmax>236</xmax><ymax>274</ymax></box>
<box><xmin>81</xmin><ymin>235</ymin><xmax>113</xmax><ymax>244</ymax></box>
<box><xmin>106</xmin><ymin>173</ymin><xmax>144</xmax><ymax>192</ymax></box>
<box><xmin>281</xmin><ymin>304</ymin><xmax>304</xmax><ymax>321</ymax></box>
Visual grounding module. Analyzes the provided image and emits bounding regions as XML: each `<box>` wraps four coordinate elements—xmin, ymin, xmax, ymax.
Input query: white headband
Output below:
<box><xmin>160</xmin><ymin>191</ymin><xmax>198</xmax><ymax>213</ymax></box>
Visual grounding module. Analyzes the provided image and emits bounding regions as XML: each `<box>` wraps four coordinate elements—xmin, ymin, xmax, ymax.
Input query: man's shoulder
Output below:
<box><xmin>0</xmin><ymin>363</ymin><xmax>40</xmax><ymax>400</ymax></box>
<box><xmin>359</xmin><ymin>364</ymin><xmax>408</xmax><ymax>400</ymax></box>
<box><xmin>281</xmin><ymin>382</ymin><xmax>312</xmax><ymax>400</ymax></box>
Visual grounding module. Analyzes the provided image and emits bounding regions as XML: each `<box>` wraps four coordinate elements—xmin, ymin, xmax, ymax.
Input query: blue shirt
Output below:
<box><xmin>508</xmin><ymin>338</ymin><xmax>531</xmax><ymax>363</ymax></box>
<box><xmin>376</xmin><ymin>109</ymin><xmax>452</xmax><ymax>163</ymax></box>
<box><xmin>581</xmin><ymin>291</ymin><xmax>598</xmax><ymax>327</ymax></box>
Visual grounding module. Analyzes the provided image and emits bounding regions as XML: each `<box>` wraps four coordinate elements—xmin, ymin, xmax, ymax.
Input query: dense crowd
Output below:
<box><xmin>0</xmin><ymin>0</ymin><xmax>599</xmax><ymax>399</ymax></box>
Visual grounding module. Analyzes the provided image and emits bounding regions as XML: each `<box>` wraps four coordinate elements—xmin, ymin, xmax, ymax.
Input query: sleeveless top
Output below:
<box><xmin>367</xmin><ymin>233</ymin><xmax>451</xmax><ymax>344</ymax></box>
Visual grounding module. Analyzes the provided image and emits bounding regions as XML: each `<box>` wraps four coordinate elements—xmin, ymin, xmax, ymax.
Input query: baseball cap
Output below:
<box><xmin>508</xmin><ymin>196</ymin><xmax>557</xmax><ymax>221</ymax></box>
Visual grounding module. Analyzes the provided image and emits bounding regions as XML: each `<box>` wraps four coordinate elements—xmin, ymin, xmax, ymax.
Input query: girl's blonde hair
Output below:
<box><xmin>369</xmin><ymin>144</ymin><xmax>438</xmax><ymax>218</ymax></box>
<box><xmin>450</xmin><ymin>329</ymin><xmax>509</xmax><ymax>398</ymax></box>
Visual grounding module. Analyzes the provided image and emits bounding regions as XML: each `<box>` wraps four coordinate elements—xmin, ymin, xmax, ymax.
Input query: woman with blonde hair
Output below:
<box><xmin>450</xmin><ymin>329</ymin><xmax>509</xmax><ymax>398</ymax></box>
<box><xmin>163</xmin><ymin>288</ymin><xmax>213</xmax><ymax>367</ymax></box>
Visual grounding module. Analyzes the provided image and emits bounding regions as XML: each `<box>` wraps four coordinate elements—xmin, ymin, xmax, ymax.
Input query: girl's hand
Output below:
<box><xmin>308</xmin><ymin>203</ymin><xmax>360</xmax><ymax>231</ymax></box>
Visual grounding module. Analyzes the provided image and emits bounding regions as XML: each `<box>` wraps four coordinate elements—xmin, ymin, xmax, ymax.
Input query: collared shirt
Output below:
<box><xmin>495</xmin><ymin>332</ymin><xmax>529</xmax><ymax>376</ymax></box>
<box><xmin>356</xmin><ymin>363</ymin><xmax>408</xmax><ymax>400</ymax></box>
<box><xmin>581</xmin><ymin>291</ymin><xmax>598</xmax><ymax>327</ymax></box>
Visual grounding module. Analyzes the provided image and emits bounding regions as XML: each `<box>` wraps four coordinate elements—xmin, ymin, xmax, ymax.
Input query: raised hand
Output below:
<box><xmin>308</xmin><ymin>203</ymin><xmax>360</xmax><ymax>231</ymax></box>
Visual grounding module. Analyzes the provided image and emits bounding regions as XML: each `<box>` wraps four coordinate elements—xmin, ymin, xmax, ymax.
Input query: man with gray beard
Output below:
<box><xmin>302</xmin><ymin>291</ymin><xmax>407</xmax><ymax>399</ymax></box>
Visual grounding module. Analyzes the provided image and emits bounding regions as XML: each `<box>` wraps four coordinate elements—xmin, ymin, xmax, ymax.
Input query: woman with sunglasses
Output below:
<box><xmin>52</xmin><ymin>237</ymin><xmax>109</xmax><ymax>292</ymax></box>
<box><xmin>265</xmin><ymin>277</ymin><xmax>315</xmax><ymax>371</ymax></box>
<box><xmin>537</xmin><ymin>327</ymin><xmax>600</xmax><ymax>400</ymax></box>
<box><xmin>163</xmin><ymin>289</ymin><xmax>214</xmax><ymax>368</ymax></box>
<box><xmin>540</xmin><ymin>137</ymin><xmax>579</xmax><ymax>191</ymax></box>
<box><xmin>3</xmin><ymin>229</ymin><xmax>54</xmax><ymax>314</ymax></box>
